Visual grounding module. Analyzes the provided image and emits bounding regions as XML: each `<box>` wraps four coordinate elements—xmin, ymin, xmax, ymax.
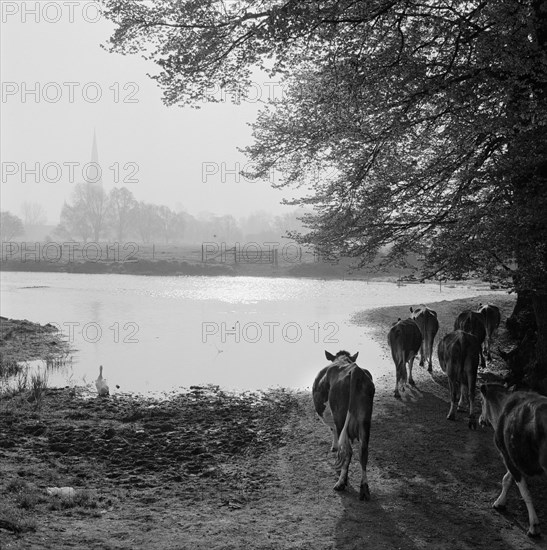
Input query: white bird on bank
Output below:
<box><xmin>95</xmin><ymin>365</ymin><xmax>110</xmax><ymax>397</ymax></box>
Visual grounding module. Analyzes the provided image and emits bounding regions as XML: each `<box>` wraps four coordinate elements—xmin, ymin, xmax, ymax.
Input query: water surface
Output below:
<box><xmin>1</xmin><ymin>272</ymin><xmax>499</xmax><ymax>392</ymax></box>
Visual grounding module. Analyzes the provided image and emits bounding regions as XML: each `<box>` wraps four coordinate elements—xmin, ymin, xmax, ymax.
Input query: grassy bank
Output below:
<box><xmin>0</xmin><ymin>317</ymin><xmax>69</xmax><ymax>379</ymax></box>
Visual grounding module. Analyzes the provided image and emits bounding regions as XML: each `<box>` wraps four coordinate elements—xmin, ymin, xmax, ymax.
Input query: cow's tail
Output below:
<box><xmin>390</xmin><ymin>327</ymin><xmax>407</xmax><ymax>385</ymax></box>
<box><xmin>453</xmin><ymin>339</ymin><xmax>464</xmax><ymax>381</ymax></box>
<box><xmin>423</xmin><ymin>316</ymin><xmax>434</xmax><ymax>360</ymax></box>
<box><xmin>334</xmin><ymin>369</ymin><xmax>359</xmax><ymax>470</ymax></box>
<box><xmin>395</xmin><ymin>338</ymin><xmax>408</xmax><ymax>385</ymax></box>
<box><xmin>334</xmin><ymin>419</ymin><xmax>352</xmax><ymax>471</ymax></box>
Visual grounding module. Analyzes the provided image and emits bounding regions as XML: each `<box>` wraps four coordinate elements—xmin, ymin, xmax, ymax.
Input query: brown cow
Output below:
<box><xmin>478</xmin><ymin>303</ymin><xmax>501</xmax><ymax>360</ymax></box>
<box><xmin>313</xmin><ymin>350</ymin><xmax>375</xmax><ymax>500</ymax></box>
<box><xmin>387</xmin><ymin>319</ymin><xmax>422</xmax><ymax>399</ymax></box>
<box><xmin>438</xmin><ymin>330</ymin><xmax>481</xmax><ymax>428</ymax></box>
<box><xmin>409</xmin><ymin>305</ymin><xmax>439</xmax><ymax>372</ymax></box>
<box><xmin>479</xmin><ymin>384</ymin><xmax>547</xmax><ymax>537</ymax></box>
<box><xmin>454</xmin><ymin>310</ymin><xmax>487</xmax><ymax>368</ymax></box>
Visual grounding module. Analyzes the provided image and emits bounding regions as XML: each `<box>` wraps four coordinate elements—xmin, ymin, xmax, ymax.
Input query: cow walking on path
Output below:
<box><xmin>410</xmin><ymin>305</ymin><xmax>439</xmax><ymax>372</ymax></box>
<box><xmin>438</xmin><ymin>330</ymin><xmax>481</xmax><ymax>428</ymax></box>
<box><xmin>313</xmin><ymin>350</ymin><xmax>375</xmax><ymax>500</ymax></box>
<box><xmin>478</xmin><ymin>303</ymin><xmax>501</xmax><ymax>360</ymax></box>
<box><xmin>480</xmin><ymin>384</ymin><xmax>547</xmax><ymax>538</ymax></box>
<box><xmin>454</xmin><ymin>310</ymin><xmax>487</xmax><ymax>368</ymax></box>
<box><xmin>387</xmin><ymin>319</ymin><xmax>422</xmax><ymax>399</ymax></box>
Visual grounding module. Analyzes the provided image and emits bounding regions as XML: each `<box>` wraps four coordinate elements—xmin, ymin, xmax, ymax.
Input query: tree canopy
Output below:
<box><xmin>102</xmin><ymin>0</ymin><xmax>546</xmax><ymax>284</ymax></box>
<box><xmin>102</xmin><ymin>0</ymin><xmax>547</xmax><ymax>376</ymax></box>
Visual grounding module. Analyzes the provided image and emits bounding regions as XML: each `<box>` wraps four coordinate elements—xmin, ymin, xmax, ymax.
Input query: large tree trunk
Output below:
<box><xmin>506</xmin><ymin>289</ymin><xmax>536</xmax><ymax>339</ymax></box>
<box><xmin>505</xmin><ymin>291</ymin><xmax>547</xmax><ymax>394</ymax></box>
<box><xmin>532</xmin><ymin>293</ymin><xmax>547</xmax><ymax>375</ymax></box>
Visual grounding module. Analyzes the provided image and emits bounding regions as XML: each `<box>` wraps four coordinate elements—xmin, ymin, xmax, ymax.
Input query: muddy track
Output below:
<box><xmin>3</xmin><ymin>374</ymin><xmax>546</xmax><ymax>549</ymax></box>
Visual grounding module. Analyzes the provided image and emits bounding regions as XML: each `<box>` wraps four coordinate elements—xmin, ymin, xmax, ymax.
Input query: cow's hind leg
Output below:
<box><xmin>485</xmin><ymin>338</ymin><xmax>492</xmax><ymax>361</ymax></box>
<box><xmin>426</xmin><ymin>341</ymin><xmax>433</xmax><ymax>373</ymax></box>
<box><xmin>419</xmin><ymin>343</ymin><xmax>425</xmax><ymax>367</ymax></box>
<box><xmin>408</xmin><ymin>353</ymin><xmax>417</xmax><ymax>387</ymax></box>
<box><xmin>457</xmin><ymin>383</ymin><xmax>467</xmax><ymax>412</ymax></box>
<box><xmin>331</xmin><ymin>427</ymin><xmax>339</xmax><ymax>452</ymax></box>
<box><xmin>467</xmin><ymin>368</ymin><xmax>477</xmax><ymax>429</ymax></box>
<box><xmin>515</xmin><ymin>477</ymin><xmax>541</xmax><ymax>537</ymax></box>
<box><xmin>493</xmin><ymin>470</ymin><xmax>513</xmax><ymax>510</ymax></box>
<box><xmin>334</xmin><ymin>434</ymin><xmax>352</xmax><ymax>492</ymax></box>
<box><xmin>394</xmin><ymin>360</ymin><xmax>403</xmax><ymax>399</ymax></box>
<box><xmin>446</xmin><ymin>377</ymin><xmax>457</xmax><ymax>421</ymax></box>
<box><xmin>358</xmin><ymin>428</ymin><xmax>371</xmax><ymax>501</ymax></box>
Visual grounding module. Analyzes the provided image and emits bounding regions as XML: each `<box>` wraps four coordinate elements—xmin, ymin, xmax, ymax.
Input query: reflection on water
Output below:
<box><xmin>0</xmin><ymin>272</ymin><xmax>500</xmax><ymax>393</ymax></box>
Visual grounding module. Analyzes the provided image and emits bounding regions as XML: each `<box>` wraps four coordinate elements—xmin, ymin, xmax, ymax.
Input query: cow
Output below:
<box><xmin>454</xmin><ymin>310</ymin><xmax>487</xmax><ymax>368</ymax></box>
<box><xmin>409</xmin><ymin>305</ymin><xmax>439</xmax><ymax>372</ymax></box>
<box><xmin>478</xmin><ymin>303</ymin><xmax>501</xmax><ymax>360</ymax></box>
<box><xmin>437</xmin><ymin>330</ymin><xmax>481</xmax><ymax>428</ymax></box>
<box><xmin>312</xmin><ymin>350</ymin><xmax>375</xmax><ymax>500</ymax></box>
<box><xmin>479</xmin><ymin>383</ymin><xmax>547</xmax><ymax>537</ymax></box>
<box><xmin>387</xmin><ymin>318</ymin><xmax>422</xmax><ymax>399</ymax></box>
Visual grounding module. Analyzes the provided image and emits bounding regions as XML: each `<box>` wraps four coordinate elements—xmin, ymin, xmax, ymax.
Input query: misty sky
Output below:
<box><xmin>0</xmin><ymin>1</ymin><xmax>298</xmax><ymax>224</ymax></box>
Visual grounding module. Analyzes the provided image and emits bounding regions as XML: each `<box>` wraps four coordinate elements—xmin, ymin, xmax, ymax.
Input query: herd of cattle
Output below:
<box><xmin>312</xmin><ymin>303</ymin><xmax>547</xmax><ymax>538</ymax></box>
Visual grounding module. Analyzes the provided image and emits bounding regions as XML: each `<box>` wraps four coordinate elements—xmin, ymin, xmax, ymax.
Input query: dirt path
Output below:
<box><xmin>3</xmin><ymin>378</ymin><xmax>546</xmax><ymax>549</ymax></box>
<box><xmin>2</xmin><ymin>295</ymin><xmax>547</xmax><ymax>549</ymax></box>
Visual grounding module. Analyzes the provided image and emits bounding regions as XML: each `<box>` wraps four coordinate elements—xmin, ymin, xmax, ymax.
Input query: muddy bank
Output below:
<box><xmin>0</xmin><ymin>385</ymin><xmax>302</xmax><ymax>547</ymax></box>
<box><xmin>0</xmin><ymin>317</ymin><xmax>69</xmax><ymax>376</ymax></box>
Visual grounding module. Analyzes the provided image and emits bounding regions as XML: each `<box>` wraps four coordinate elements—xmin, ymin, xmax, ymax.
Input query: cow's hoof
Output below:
<box><xmin>359</xmin><ymin>484</ymin><xmax>371</xmax><ymax>501</ymax></box>
<box><xmin>492</xmin><ymin>502</ymin><xmax>506</xmax><ymax>511</ymax></box>
<box><xmin>446</xmin><ymin>414</ymin><xmax>455</xmax><ymax>421</ymax></box>
<box><xmin>333</xmin><ymin>482</ymin><xmax>346</xmax><ymax>492</ymax></box>
<box><xmin>419</xmin><ymin>359</ymin><xmax>424</xmax><ymax>367</ymax></box>
<box><xmin>394</xmin><ymin>391</ymin><xmax>401</xmax><ymax>400</ymax></box>
<box><xmin>468</xmin><ymin>418</ymin><xmax>477</xmax><ymax>430</ymax></box>
<box><xmin>409</xmin><ymin>379</ymin><xmax>416</xmax><ymax>387</ymax></box>
<box><xmin>527</xmin><ymin>528</ymin><xmax>541</xmax><ymax>539</ymax></box>
<box><xmin>427</xmin><ymin>366</ymin><xmax>432</xmax><ymax>373</ymax></box>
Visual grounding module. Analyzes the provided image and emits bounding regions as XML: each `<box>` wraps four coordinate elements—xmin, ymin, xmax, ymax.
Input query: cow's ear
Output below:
<box><xmin>480</xmin><ymin>384</ymin><xmax>488</xmax><ymax>396</ymax></box>
<box><xmin>325</xmin><ymin>351</ymin><xmax>336</xmax><ymax>361</ymax></box>
<box><xmin>409</xmin><ymin>306</ymin><xmax>413</xmax><ymax>313</ymax></box>
<box><xmin>397</xmin><ymin>317</ymin><xmax>401</xmax><ymax>322</ymax></box>
<box><xmin>350</xmin><ymin>352</ymin><xmax>359</xmax><ymax>363</ymax></box>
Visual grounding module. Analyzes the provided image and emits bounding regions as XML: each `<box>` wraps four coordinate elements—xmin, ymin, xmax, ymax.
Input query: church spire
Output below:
<box><xmin>86</xmin><ymin>129</ymin><xmax>102</xmax><ymax>185</ymax></box>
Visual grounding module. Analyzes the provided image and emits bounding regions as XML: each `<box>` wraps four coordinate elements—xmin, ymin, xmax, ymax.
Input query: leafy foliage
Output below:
<box><xmin>101</xmin><ymin>0</ymin><xmax>547</xmax><ymax>294</ymax></box>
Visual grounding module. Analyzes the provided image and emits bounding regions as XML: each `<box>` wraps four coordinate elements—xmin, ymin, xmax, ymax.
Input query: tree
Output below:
<box><xmin>155</xmin><ymin>205</ymin><xmax>186</xmax><ymax>243</ymax></box>
<box><xmin>57</xmin><ymin>183</ymin><xmax>109</xmax><ymax>242</ymax></box>
<box><xmin>57</xmin><ymin>201</ymin><xmax>92</xmax><ymax>242</ymax></box>
<box><xmin>20</xmin><ymin>202</ymin><xmax>47</xmax><ymax>227</ymax></box>
<box><xmin>133</xmin><ymin>201</ymin><xmax>161</xmax><ymax>243</ymax></box>
<box><xmin>0</xmin><ymin>211</ymin><xmax>25</xmax><ymax>242</ymax></box>
<box><xmin>102</xmin><ymin>1</ymin><xmax>547</xmax><ymax>386</ymax></box>
<box><xmin>108</xmin><ymin>187</ymin><xmax>137</xmax><ymax>241</ymax></box>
